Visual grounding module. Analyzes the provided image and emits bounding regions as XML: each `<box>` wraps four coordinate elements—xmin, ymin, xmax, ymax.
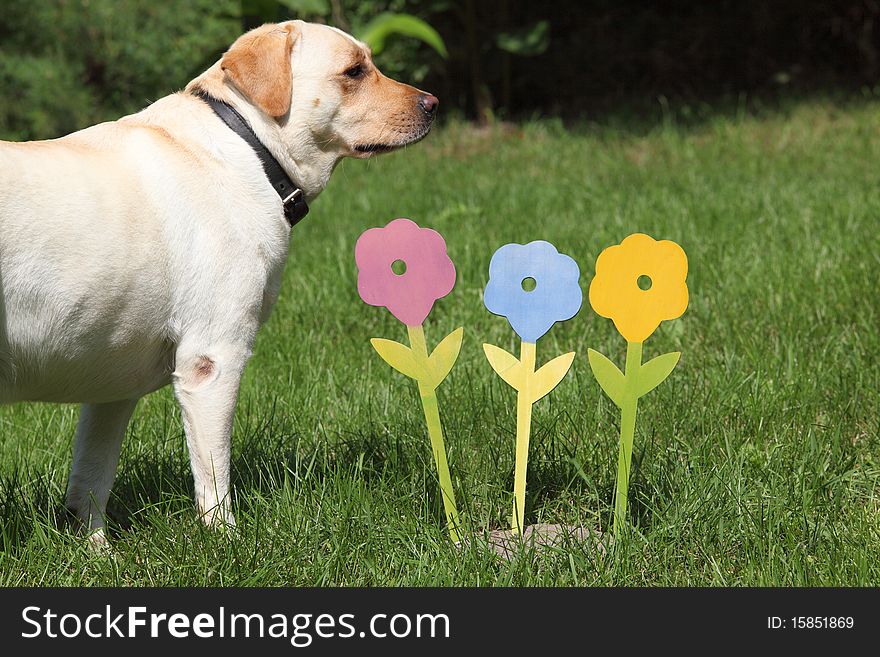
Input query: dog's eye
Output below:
<box><xmin>344</xmin><ymin>64</ymin><xmax>364</xmax><ymax>79</ymax></box>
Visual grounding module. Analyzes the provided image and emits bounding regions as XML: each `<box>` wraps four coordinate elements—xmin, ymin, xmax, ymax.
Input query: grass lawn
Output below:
<box><xmin>1</xmin><ymin>99</ymin><xmax>878</xmax><ymax>586</ymax></box>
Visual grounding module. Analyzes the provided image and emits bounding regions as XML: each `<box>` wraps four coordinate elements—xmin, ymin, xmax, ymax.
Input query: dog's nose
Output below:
<box><xmin>418</xmin><ymin>94</ymin><xmax>439</xmax><ymax>116</ymax></box>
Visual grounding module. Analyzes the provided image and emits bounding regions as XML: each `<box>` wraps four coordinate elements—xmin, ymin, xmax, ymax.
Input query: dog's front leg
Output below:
<box><xmin>65</xmin><ymin>398</ymin><xmax>139</xmax><ymax>546</ymax></box>
<box><xmin>172</xmin><ymin>343</ymin><xmax>251</xmax><ymax>528</ymax></box>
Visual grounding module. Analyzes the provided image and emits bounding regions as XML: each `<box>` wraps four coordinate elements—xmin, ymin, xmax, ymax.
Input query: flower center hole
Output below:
<box><xmin>521</xmin><ymin>277</ymin><xmax>537</xmax><ymax>292</ymax></box>
<box><xmin>637</xmin><ymin>274</ymin><xmax>652</xmax><ymax>291</ymax></box>
<box><xmin>391</xmin><ymin>259</ymin><xmax>407</xmax><ymax>276</ymax></box>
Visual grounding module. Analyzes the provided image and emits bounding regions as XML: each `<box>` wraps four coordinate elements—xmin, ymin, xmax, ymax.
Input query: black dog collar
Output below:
<box><xmin>194</xmin><ymin>90</ymin><xmax>309</xmax><ymax>227</ymax></box>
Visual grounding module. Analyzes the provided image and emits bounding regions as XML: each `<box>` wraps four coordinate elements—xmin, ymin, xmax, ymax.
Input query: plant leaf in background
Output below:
<box><xmin>495</xmin><ymin>20</ymin><xmax>550</xmax><ymax>57</ymax></box>
<box><xmin>356</xmin><ymin>13</ymin><xmax>448</xmax><ymax>58</ymax></box>
<box><xmin>275</xmin><ymin>0</ymin><xmax>329</xmax><ymax>16</ymax></box>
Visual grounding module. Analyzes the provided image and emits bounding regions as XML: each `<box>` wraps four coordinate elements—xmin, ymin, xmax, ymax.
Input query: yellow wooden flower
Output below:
<box><xmin>589</xmin><ymin>233</ymin><xmax>688</xmax><ymax>343</ymax></box>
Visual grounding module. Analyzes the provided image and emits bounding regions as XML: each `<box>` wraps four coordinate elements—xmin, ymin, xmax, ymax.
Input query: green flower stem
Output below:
<box><xmin>407</xmin><ymin>324</ymin><xmax>461</xmax><ymax>543</ymax></box>
<box><xmin>512</xmin><ymin>340</ymin><xmax>537</xmax><ymax>536</ymax></box>
<box><xmin>614</xmin><ymin>340</ymin><xmax>643</xmax><ymax>539</ymax></box>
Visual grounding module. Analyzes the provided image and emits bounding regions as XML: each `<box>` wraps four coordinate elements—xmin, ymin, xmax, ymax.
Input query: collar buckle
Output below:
<box><xmin>281</xmin><ymin>187</ymin><xmax>302</xmax><ymax>205</ymax></box>
<box><xmin>281</xmin><ymin>187</ymin><xmax>309</xmax><ymax>226</ymax></box>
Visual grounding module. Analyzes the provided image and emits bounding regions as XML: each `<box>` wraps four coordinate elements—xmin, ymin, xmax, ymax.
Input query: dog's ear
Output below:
<box><xmin>221</xmin><ymin>23</ymin><xmax>297</xmax><ymax>118</ymax></box>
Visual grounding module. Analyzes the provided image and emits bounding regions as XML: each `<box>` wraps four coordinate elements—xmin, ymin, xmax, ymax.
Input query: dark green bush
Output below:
<box><xmin>3</xmin><ymin>1</ymin><xmax>880</xmax><ymax>139</ymax></box>
<box><xmin>0</xmin><ymin>0</ymin><xmax>239</xmax><ymax>140</ymax></box>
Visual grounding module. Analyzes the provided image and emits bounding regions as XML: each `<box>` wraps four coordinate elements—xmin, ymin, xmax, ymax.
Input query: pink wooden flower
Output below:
<box><xmin>355</xmin><ymin>218</ymin><xmax>456</xmax><ymax>326</ymax></box>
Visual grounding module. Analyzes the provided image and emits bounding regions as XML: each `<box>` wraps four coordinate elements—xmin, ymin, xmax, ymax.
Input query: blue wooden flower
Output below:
<box><xmin>483</xmin><ymin>241</ymin><xmax>583</xmax><ymax>343</ymax></box>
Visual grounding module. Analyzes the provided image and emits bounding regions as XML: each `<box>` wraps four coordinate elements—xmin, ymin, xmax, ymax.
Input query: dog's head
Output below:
<box><xmin>217</xmin><ymin>21</ymin><xmax>438</xmax><ymax>160</ymax></box>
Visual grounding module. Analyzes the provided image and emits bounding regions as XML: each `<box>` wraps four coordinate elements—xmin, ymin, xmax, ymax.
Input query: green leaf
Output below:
<box><xmin>370</xmin><ymin>338</ymin><xmax>422</xmax><ymax>381</ymax></box>
<box><xmin>636</xmin><ymin>352</ymin><xmax>681</xmax><ymax>398</ymax></box>
<box><xmin>356</xmin><ymin>13</ymin><xmax>448</xmax><ymax>58</ymax></box>
<box><xmin>483</xmin><ymin>343</ymin><xmax>525</xmax><ymax>391</ymax></box>
<box><xmin>531</xmin><ymin>351</ymin><xmax>576</xmax><ymax>403</ymax></box>
<box><xmin>427</xmin><ymin>327</ymin><xmax>464</xmax><ymax>388</ymax></box>
<box><xmin>495</xmin><ymin>20</ymin><xmax>550</xmax><ymax>57</ymax></box>
<box><xmin>588</xmin><ymin>348</ymin><xmax>625</xmax><ymax>408</ymax></box>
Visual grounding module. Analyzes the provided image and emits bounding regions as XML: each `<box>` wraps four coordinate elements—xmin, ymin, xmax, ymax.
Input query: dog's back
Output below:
<box><xmin>0</xmin><ymin>128</ymin><xmax>182</xmax><ymax>404</ymax></box>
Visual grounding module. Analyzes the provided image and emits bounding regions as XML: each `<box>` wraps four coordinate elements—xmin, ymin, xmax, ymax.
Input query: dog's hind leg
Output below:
<box><xmin>65</xmin><ymin>398</ymin><xmax>138</xmax><ymax>546</ymax></box>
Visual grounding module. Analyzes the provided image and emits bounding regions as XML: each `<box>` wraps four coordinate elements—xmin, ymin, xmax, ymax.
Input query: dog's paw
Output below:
<box><xmin>86</xmin><ymin>528</ymin><xmax>112</xmax><ymax>551</ymax></box>
<box><xmin>64</xmin><ymin>506</ymin><xmax>115</xmax><ymax>554</ymax></box>
<box><xmin>199</xmin><ymin>504</ymin><xmax>237</xmax><ymax>535</ymax></box>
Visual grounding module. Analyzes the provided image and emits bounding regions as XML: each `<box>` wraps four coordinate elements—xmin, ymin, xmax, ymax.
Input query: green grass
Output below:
<box><xmin>1</xmin><ymin>98</ymin><xmax>879</xmax><ymax>585</ymax></box>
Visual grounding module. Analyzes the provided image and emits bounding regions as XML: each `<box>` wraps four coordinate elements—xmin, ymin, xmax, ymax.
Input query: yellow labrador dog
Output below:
<box><xmin>0</xmin><ymin>20</ymin><xmax>437</xmax><ymax>544</ymax></box>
